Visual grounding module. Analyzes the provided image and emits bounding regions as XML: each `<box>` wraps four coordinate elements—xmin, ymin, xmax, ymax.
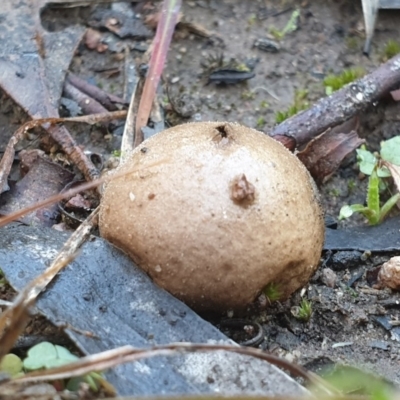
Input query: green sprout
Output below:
<box><xmin>291</xmin><ymin>298</ymin><xmax>312</xmax><ymax>321</ymax></box>
<box><xmin>270</xmin><ymin>9</ymin><xmax>300</xmax><ymax>41</ymax></box>
<box><xmin>112</xmin><ymin>149</ymin><xmax>122</xmax><ymax>158</ymax></box>
<box><xmin>382</xmin><ymin>39</ymin><xmax>400</xmax><ymax>61</ymax></box>
<box><xmin>275</xmin><ymin>89</ymin><xmax>309</xmax><ymax>123</ymax></box>
<box><xmin>259</xmin><ymin>100</ymin><xmax>269</xmax><ymax>109</ymax></box>
<box><xmin>324</xmin><ymin>68</ymin><xmax>365</xmax><ymax>95</ymax></box>
<box><xmin>339</xmin><ymin>136</ymin><xmax>400</xmax><ymax>225</ymax></box>
<box><xmin>263</xmin><ymin>282</ymin><xmax>282</xmax><ymax>303</ymax></box>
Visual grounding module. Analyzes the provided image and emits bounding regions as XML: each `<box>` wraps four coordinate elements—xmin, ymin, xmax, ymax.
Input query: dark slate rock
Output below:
<box><xmin>0</xmin><ymin>224</ymin><xmax>306</xmax><ymax>397</ymax></box>
<box><xmin>324</xmin><ymin>216</ymin><xmax>400</xmax><ymax>252</ymax></box>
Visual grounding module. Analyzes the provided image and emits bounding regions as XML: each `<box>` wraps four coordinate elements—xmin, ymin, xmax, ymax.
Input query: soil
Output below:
<box><xmin>1</xmin><ymin>0</ymin><xmax>400</xmax><ymax>394</ymax></box>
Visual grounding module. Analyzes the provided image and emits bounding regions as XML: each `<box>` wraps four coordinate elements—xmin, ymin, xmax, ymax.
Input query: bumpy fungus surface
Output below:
<box><xmin>99</xmin><ymin>122</ymin><xmax>324</xmax><ymax>312</ymax></box>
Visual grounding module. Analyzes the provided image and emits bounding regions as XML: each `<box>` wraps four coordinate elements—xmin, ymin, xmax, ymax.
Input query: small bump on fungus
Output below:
<box><xmin>99</xmin><ymin>122</ymin><xmax>325</xmax><ymax>313</ymax></box>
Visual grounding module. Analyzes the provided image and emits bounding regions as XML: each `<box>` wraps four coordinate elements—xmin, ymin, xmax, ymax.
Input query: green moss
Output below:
<box><xmin>247</xmin><ymin>13</ymin><xmax>257</xmax><ymax>27</ymax></box>
<box><xmin>345</xmin><ymin>36</ymin><xmax>360</xmax><ymax>51</ymax></box>
<box><xmin>329</xmin><ymin>188</ymin><xmax>340</xmax><ymax>197</ymax></box>
<box><xmin>324</xmin><ymin>68</ymin><xmax>365</xmax><ymax>95</ymax></box>
<box><xmin>275</xmin><ymin>89</ymin><xmax>309</xmax><ymax>123</ymax></box>
<box><xmin>382</xmin><ymin>39</ymin><xmax>400</xmax><ymax>61</ymax></box>
<box><xmin>256</xmin><ymin>117</ymin><xmax>266</xmax><ymax>128</ymax></box>
<box><xmin>294</xmin><ymin>298</ymin><xmax>312</xmax><ymax>321</ymax></box>
<box><xmin>241</xmin><ymin>90</ymin><xmax>256</xmax><ymax>100</ymax></box>
<box><xmin>263</xmin><ymin>282</ymin><xmax>282</xmax><ymax>303</ymax></box>
<box><xmin>347</xmin><ymin>179</ymin><xmax>356</xmax><ymax>192</ymax></box>
<box><xmin>269</xmin><ymin>9</ymin><xmax>300</xmax><ymax>41</ymax></box>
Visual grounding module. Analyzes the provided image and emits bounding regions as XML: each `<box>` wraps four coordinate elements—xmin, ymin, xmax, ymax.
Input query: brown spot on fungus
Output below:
<box><xmin>230</xmin><ymin>174</ymin><xmax>255</xmax><ymax>204</ymax></box>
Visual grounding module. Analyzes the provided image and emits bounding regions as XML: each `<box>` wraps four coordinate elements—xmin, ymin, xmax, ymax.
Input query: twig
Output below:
<box><xmin>134</xmin><ymin>0</ymin><xmax>182</xmax><ymax>147</ymax></box>
<box><xmin>270</xmin><ymin>54</ymin><xmax>400</xmax><ymax>150</ymax></box>
<box><xmin>11</xmin><ymin>342</ymin><xmax>337</xmax><ymax>396</ymax></box>
<box><xmin>66</xmin><ymin>73</ymin><xmax>126</xmax><ymax>111</ymax></box>
<box><xmin>63</xmin><ymin>81</ymin><xmax>109</xmax><ymax>116</ymax></box>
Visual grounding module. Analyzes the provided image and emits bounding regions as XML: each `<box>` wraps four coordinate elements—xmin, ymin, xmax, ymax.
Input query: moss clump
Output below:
<box><xmin>324</xmin><ymin>68</ymin><xmax>365</xmax><ymax>95</ymax></box>
<box><xmin>381</xmin><ymin>39</ymin><xmax>400</xmax><ymax>61</ymax></box>
<box><xmin>275</xmin><ymin>89</ymin><xmax>309</xmax><ymax>123</ymax></box>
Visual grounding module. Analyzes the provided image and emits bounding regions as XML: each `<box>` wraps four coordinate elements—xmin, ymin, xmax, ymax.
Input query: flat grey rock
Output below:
<box><xmin>0</xmin><ymin>224</ymin><xmax>306</xmax><ymax>397</ymax></box>
<box><xmin>324</xmin><ymin>215</ymin><xmax>400</xmax><ymax>252</ymax></box>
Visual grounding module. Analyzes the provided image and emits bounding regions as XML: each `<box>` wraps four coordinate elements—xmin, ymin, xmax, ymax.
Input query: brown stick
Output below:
<box><xmin>67</xmin><ymin>73</ymin><xmax>126</xmax><ymax>111</ymax></box>
<box><xmin>46</xmin><ymin>124</ymin><xmax>100</xmax><ymax>182</ymax></box>
<box><xmin>63</xmin><ymin>81</ymin><xmax>108</xmax><ymax>116</ymax></box>
<box><xmin>270</xmin><ymin>54</ymin><xmax>400</xmax><ymax>150</ymax></box>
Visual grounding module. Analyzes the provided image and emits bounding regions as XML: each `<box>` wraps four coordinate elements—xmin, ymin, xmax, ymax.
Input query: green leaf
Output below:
<box><xmin>0</xmin><ymin>354</ymin><xmax>23</xmax><ymax>376</ymax></box>
<box><xmin>339</xmin><ymin>205</ymin><xmax>356</xmax><ymax>219</ymax></box>
<box><xmin>23</xmin><ymin>342</ymin><xmax>57</xmax><ymax>370</ymax></box>
<box><xmin>357</xmin><ymin>148</ymin><xmax>376</xmax><ymax>175</ymax></box>
<box><xmin>23</xmin><ymin>342</ymin><xmax>79</xmax><ymax>371</ymax></box>
<box><xmin>379</xmin><ymin>193</ymin><xmax>400</xmax><ymax>223</ymax></box>
<box><xmin>380</xmin><ymin>136</ymin><xmax>400</xmax><ymax>166</ymax></box>
<box><xmin>339</xmin><ymin>204</ymin><xmax>376</xmax><ymax>222</ymax></box>
<box><xmin>55</xmin><ymin>345</ymin><xmax>79</xmax><ymax>362</ymax></box>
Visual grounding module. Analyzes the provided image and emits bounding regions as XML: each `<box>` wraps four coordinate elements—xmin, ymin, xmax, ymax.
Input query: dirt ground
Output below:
<box><xmin>1</xmin><ymin>0</ymin><xmax>400</xmax><ymax>393</ymax></box>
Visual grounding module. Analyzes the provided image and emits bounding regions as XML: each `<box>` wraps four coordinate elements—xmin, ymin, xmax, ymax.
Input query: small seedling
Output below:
<box><xmin>291</xmin><ymin>298</ymin><xmax>312</xmax><ymax>321</ymax></box>
<box><xmin>263</xmin><ymin>282</ymin><xmax>282</xmax><ymax>303</ymax></box>
<box><xmin>269</xmin><ymin>9</ymin><xmax>299</xmax><ymax>41</ymax></box>
<box><xmin>339</xmin><ymin>136</ymin><xmax>400</xmax><ymax>225</ymax></box>
<box><xmin>20</xmin><ymin>342</ymin><xmax>104</xmax><ymax>392</ymax></box>
<box><xmin>275</xmin><ymin>89</ymin><xmax>309</xmax><ymax>123</ymax></box>
<box><xmin>324</xmin><ymin>68</ymin><xmax>365</xmax><ymax>95</ymax></box>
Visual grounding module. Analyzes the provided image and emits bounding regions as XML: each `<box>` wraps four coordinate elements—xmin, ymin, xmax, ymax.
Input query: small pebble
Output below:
<box><xmin>321</xmin><ymin>268</ymin><xmax>337</xmax><ymax>288</ymax></box>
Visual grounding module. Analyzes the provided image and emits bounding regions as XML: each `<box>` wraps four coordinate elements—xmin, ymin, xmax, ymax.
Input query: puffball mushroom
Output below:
<box><xmin>99</xmin><ymin>122</ymin><xmax>324</xmax><ymax>312</ymax></box>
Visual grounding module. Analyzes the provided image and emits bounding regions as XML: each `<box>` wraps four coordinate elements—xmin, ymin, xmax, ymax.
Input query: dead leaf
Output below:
<box><xmin>382</xmin><ymin>160</ymin><xmax>400</xmax><ymax>193</ymax></box>
<box><xmin>0</xmin><ymin>156</ymin><xmax>74</xmax><ymax>226</ymax></box>
<box><xmin>297</xmin><ymin>128</ymin><xmax>364</xmax><ymax>184</ymax></box>
<box><xmin>0</xmin><ymin>0</ymin><xmax>98</xmax><ymax>183</ymax></box>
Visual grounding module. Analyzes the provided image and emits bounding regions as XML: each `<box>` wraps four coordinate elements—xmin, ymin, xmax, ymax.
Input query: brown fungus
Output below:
<box><xmin>99</xmin><ymin>122</ymin><xmax>325</xmax><ymax>312</ymax></box>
